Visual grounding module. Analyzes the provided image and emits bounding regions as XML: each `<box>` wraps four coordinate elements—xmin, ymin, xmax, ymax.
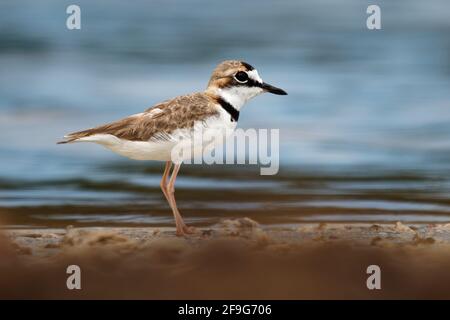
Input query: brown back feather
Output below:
<box><xmin>58</xmin><ymin>93</ymin><xmax>220</xmax><ymax>143</ymax></box>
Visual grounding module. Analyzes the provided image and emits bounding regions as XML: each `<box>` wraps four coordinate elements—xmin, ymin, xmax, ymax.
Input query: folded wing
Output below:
<box><xmin>57</xmin><ymin>93</ymin><xmax>220</xmax><ymax>144</ymax></box>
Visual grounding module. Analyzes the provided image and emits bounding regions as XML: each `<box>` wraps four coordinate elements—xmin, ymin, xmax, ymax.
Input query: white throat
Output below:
<box><xmin>215</xmin><ymin>86</ymin><xmax>262</xmax><ymax>110</ymax></box>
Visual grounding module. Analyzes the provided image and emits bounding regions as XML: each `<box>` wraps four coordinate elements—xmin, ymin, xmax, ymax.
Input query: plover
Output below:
<box><xmin>58</xmin><ymin>60</ymin><xmax>287</xmax><ymax>236</ymax></box>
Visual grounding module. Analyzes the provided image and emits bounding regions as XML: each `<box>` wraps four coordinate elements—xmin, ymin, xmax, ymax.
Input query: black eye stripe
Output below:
<box><xmin>235</xmin><ymin>78</ymin><xmax>262</xmax><ymax>89</ymax></box>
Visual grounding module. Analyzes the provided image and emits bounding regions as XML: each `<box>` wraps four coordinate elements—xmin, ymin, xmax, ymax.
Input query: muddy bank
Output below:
<box><xmin>1</xmin><ymin>219</ymin><xmax>450</xmax><ymax>299</ymax></box>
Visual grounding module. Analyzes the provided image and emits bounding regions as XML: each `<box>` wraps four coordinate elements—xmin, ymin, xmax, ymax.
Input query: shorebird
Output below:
<box><xmin>58</xmin><ymin>60</ymin><xmax>287</xmax><ymax>236</ymax></box>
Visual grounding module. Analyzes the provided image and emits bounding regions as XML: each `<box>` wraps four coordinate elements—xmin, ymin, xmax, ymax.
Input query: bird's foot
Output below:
<box><xmin>183</xmin><ymin>225</ymin><xmax>197</xmax><ymax>234</ymax></box>
<box><xmin>175</xmin><ymin>225</ymin><xmax>197</xmax><ymax>237</ymax></box>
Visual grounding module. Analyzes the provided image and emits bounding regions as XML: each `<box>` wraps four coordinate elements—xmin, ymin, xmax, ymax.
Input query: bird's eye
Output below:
<box><xmin>234</xmin><ymin>71</ymin><xmax>249</xmax><ymax>83</ymax></box>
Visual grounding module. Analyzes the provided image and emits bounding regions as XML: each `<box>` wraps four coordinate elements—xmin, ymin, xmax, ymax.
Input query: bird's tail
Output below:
<box><xmin>57</xmin><ymin>139</ymin><xmax>73</xmax><ymax>144</ymax></box>
<box><xmin>57</xmin><ymin>123</ymin><xmax>103</xmax><ymax>145</ymax></box>
<box><xmin>57</xmin><ymin>131</ymin><xmax>87</xmax><ymax>144</ymax></box>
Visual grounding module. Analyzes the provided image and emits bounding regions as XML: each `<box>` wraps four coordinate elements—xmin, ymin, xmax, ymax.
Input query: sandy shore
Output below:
<box><xmin>1</xmin><ymin>219</ymin><xmax>450</xmax><ymax>299</ymax></box>
<box><xmin>5</xmin><ymin>219</ymin><xmax>450</xmax><ymax>256</ymax></box>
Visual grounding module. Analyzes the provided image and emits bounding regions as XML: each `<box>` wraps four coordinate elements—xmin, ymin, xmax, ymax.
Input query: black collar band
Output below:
<box><xmin>217</xmin><ymin>97</ymin><xmax>240</xmax><ymax>122</ymax></box>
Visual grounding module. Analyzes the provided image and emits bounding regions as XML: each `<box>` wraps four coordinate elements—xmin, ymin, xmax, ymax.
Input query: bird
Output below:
<box><xmin>58</xmin><ymin>60</ymin><xmax>287</xmax><ymax>236</ymax></box>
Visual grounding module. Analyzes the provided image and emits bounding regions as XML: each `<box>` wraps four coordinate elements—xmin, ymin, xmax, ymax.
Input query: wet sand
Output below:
<box><xmin>1</xmin><ymin>218</ymin><xmax>450</xmax><ymax>299</ymax></box>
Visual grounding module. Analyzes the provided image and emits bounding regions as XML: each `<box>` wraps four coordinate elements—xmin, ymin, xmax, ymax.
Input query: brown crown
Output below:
<box><xmin>206</xmin><ymin>60</ymin><xmax>254</xmax><ymax>90</ymax></box>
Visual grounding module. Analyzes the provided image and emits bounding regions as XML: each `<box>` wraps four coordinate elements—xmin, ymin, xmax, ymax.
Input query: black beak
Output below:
<box><xmin>261</xmin><ymin>82</ymin><xmax>287</xmax><ymax>95</ymax></box>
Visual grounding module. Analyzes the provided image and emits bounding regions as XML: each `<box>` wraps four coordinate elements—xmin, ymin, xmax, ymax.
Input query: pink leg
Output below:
<box><xmin>160</xmin><ymin>162</ymin><xmax>195</xmax><ymax>236</ymax></box>
<box><xmin>160</xmin><ymin>161</ymin><xmax>172</xmax><ymax>202</ymax></box>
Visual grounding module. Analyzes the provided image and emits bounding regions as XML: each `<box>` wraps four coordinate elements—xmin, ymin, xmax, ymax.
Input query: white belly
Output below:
<box><xmin>75</xmin><ymin>111</ymin><xmax>237</xmax><ymax>162</ymax></box>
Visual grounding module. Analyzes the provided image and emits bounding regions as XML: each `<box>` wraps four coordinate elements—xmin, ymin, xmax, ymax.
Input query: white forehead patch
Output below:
<box><xmin>247</xmin><ymin>69</ymin><xmax>263</xmax><ymax>84</ymax></box>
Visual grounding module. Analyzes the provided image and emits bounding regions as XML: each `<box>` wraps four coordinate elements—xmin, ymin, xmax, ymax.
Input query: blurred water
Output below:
<box><xmin>1</xmin><ymin>0</ymin><xmax>450</xmax><ymax>227</ymax></box>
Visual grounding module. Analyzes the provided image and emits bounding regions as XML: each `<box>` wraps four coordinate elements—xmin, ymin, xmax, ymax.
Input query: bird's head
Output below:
<box><xmin>206</xmin><ymin>60</ymin><xmax>287</xmax><ymax>110</ymax></box>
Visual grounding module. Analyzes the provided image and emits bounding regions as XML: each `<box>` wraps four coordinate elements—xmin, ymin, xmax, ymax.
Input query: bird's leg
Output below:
<box><xmin>160</xmin><ymin>161</ymin><xmax>183</xmax><ymax>234</ymax></box>
<box><xmin>160</xmin><ymin>161</ymin><xmax>172</xmax><ymax>202</ymax></box>
<box><xmin>161</xmin><ymin>162</ymin><xmax>195</xmax><ymax>236</ymax></box>
<box><xmin>167</xmin><ymin>164</ymin><xmax>197</xmax><ymax>235</ymax></box>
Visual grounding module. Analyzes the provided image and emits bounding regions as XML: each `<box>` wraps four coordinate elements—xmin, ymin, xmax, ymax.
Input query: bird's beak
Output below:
<box><xmin>261</xmin><ymin>82</ymin><xmax>288</xmax><ymax>95</ymax></box>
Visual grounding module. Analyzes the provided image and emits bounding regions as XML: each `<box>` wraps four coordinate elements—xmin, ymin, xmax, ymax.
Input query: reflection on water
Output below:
<box><xmin>1</xmin><ymin>163</ymin><xmax>449</xmax><ymax>228</ymax></box>
<box><xmin>0</xmin><ymin>0</ymin><xmax>450</xmax><ymax>227</ymax></box>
